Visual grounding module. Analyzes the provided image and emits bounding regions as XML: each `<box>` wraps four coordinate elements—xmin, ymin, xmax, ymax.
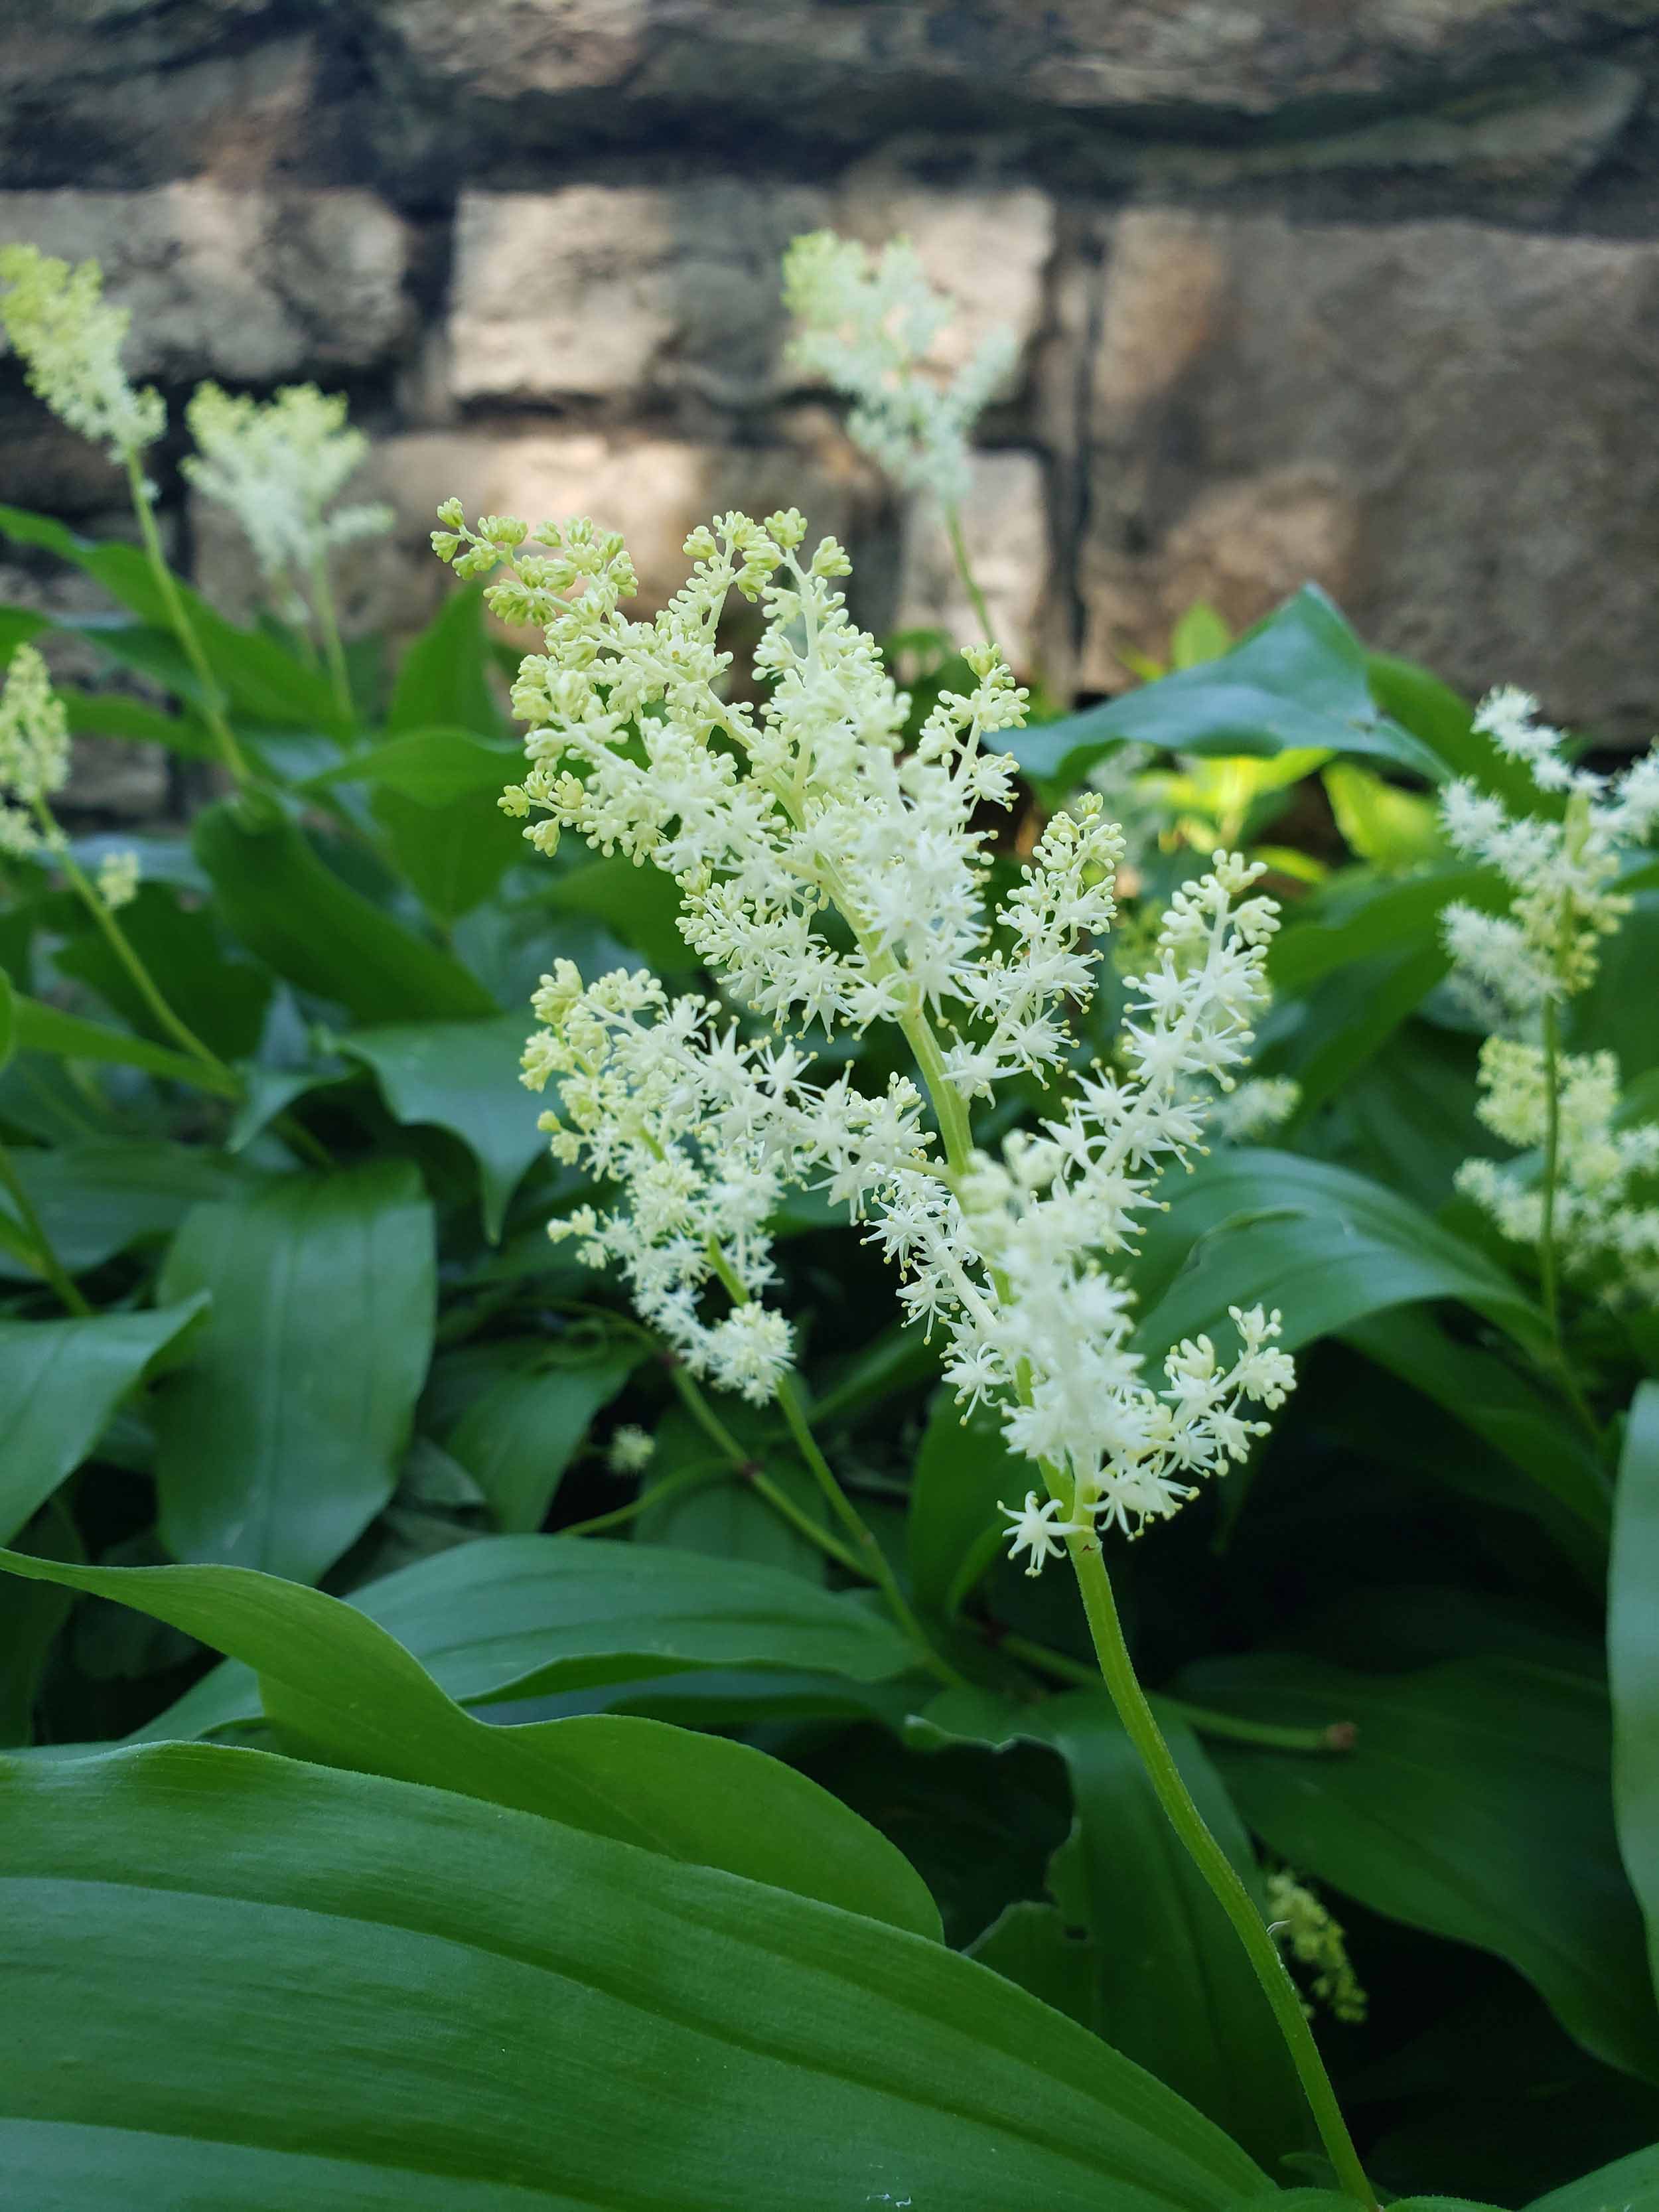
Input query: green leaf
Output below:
<box><xmin>340</xmin><ymin>1015</ymin><xmax>544</xmax><ymax>1242</ymax></box>
<box><xmin>540</xmin><ymin>854</ymin><xmax>697</xmax><ymax>972</ymax></box>
<box><xmin>0</xmin><ymin>1743</ymin><xmax>1267</xmax><ymax>2208</ymax></box>
<box><xmin>1010</xmin><ymin>589</ymin><xmax>1442</xmax><ymax>788</ymax></box>
<box><xmin>0</xmin><ymin>1143</ymin><xmax>247</xmax><ymax>1283</ymax></box>
<box><xmin>1267</xmin><ymin>865</ymin><xmax>1498</xmax><ymax>995</ymax></box>
<box><xmin>386</xmin><ymin>581</ymin><xmax>504</xmax><ymax>737</ymax></box>
<box><xmin>917</xmin><ymin>1689</ymin><xmax>1309</xmax><ymax>2170</ymax></box>
<box><xmin>0</xmin><ymin>1299</ymin><xmax>209</xmax><ymax>1545</ymax></box>
<box><xmin>1179</xmin><ymin>1653</ymin><xmax>1659</xmax><ymax>2083</ymax></box>
<box><xmin>153</xmin><ymin>1162</ymin><xmax>437</xmax><ymax>1584</ymax></box>
<box><xmin>311</xmin><ymin>725</ymin><xmax>519</xmax><ymax>804</ymax></box>
<box><xmin>445</xmin><ymin>1338</ymin><xmax>640</xmax><ymax>1532</ymax></box>
<box><xmin>118</xmin><ymin>1532</ymin><xmax>924</xmax><ymax>1747</ymax></box>
<box><xmin>10</xmin><ymin>993</ymin><xmax>239</xmax><ymax>1094</ymax></box>
<box><xmin>0</xmin><ymin>1546</ymin><xmax>939</xmax><ymax>1934</ymax></box>
<box><xmin>0</xmin><ymin>965</ymin><xmax>14</xmax><ymax>1072</ymax></box>
<box><xmin>0</xmin><ymin>1500</ymin><xmax>80</xmax><ymax>1746</ymax></box>
<box><xmin>54</xmin><ymin>881</ymin><xmax>271</xmax><ymax>1061</ymax></box>
<box><xmin>0</xmin><ymin>504</ymin><xmax>343</xmax><ymax>735</ymax></box>
<box><xmin>1611</xmin><ymin>1384</ymin><xmax>1659</xmax><ymax>2014</ymax></box>
<box><xmin>1322</xmin><ymin>761</ymin><xmax>1445</xmax><ymax>871</ymax></box>
<box><xmin>1344</xmin><ymin>1306</ymin><xmax>1611</xmax><ymax>1540</ymax></box>
<box><xmin>54</xmin><ymin>681</ymin><xmax>214</xmax><ymax>759</ymax></box>
<box><xmin>967</xmin><ymin>1899</ymin><xmax>1096</xmax><ymax>2029</ymax></box>
<box><xmin>908</xmin><ymin>1390</ymin><xmax>1026</xmax><ymax>1617</ymax></box>
<box><xmin>194</xmin><ymin>797</ymin><xmax>499</xmax><ymax>1024</ymax></box>
<box><xmin>1526</xmin><ymin>2145</ymin><xmax>1659</xmax><ymax>2212</ymax></box>
<box><xmin>1129</xmin><ymin>1149</ymin><xmax>1548</xmax><ymax>1368</ymax></box>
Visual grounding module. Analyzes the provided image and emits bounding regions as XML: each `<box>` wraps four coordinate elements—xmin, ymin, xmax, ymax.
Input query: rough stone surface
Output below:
<box><xmin>352</xmin><ymin>2</ymin><xmax>1659</xmax><ymax>142</ymax></box>
<box><xmin>1</xmin><ymin>0</ymin><xmax>1658</xmax><ymax>769</ymax></box>
<box><xmin>895</xmin><ymin>452</ymin><xmax>1053</xmax><ymax>678</ymax></box>
<box><xmin>0</xmin><ymin>185</ymin><xmax>414</xmax><ymax>383</ymax></box>
<box><xmin>1077</xmin><ymin>208</ymin><xmax>1659</xmax><ymax>735</ymax></box>
<box><xmin>449</xmin><ymin>178</ymin><xmax>1051</xmax><ymax>414</ymax></box>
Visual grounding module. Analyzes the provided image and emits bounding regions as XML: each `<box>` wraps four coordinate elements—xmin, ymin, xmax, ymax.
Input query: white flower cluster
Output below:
<box><xmin>182</xmin><ymin>384</ymin><xmax>393</xmax><ymax>625</ymax></box>
<box><xmin>96</xmin><ymin>847</ymin><xmax>141</xmax><ymax>911</ymax></box>
<box><xmin>1440</xmin><ymin>686</ymin><xmax>1659</xmax><ymax>1023</ymax></box>
<box><xmin>444</xmin><ymin>502</ymin><xmax>1296</xmax><ymax>1549</ymax></box>
<box><xmin>0</xmin><ymin>246</ymin><xmax>165</xmax><ymax>466</ymax></box>
<box><xmin>0</xmin><ymin>643</ymin><xmax>70</xmax><ymax>858</ymax></box>
<box><xmin>782</xmin><ymin>230</ymin><xmax>1014</xmax><ymax>508</ymax></box>
<box><xmin>1458</xmin><ymin>1040</ymin><xmax>1659</xmax><ymax>1305</ymax></box>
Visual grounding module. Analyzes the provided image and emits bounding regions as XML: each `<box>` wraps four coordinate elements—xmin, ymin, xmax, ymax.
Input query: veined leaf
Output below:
<box><xmin>1526</xmin><ymin>2144</ymin><xmax>1659</xmax><ymax>2212</ymax></box>
<box><xmin>194</xmin><ymin>798</ymin><xmax>498</xmax><ymax>1024</ymax></box>
<box><xmin>0</xmin><ymin>1299</ymin><xmax>208</xmax><ymax>1546</ymax></box>
<box><xmin>908</xmin><ymin>1391</ymin><xmax>1027</xmax><ymax>1618</ymax></box>
<box><xmin>445</xmin><ymin>1338</ymin><xmax>640</xmax><ymax>1532</ymax></box>
<box><xmin>153</xmin><ymin>1162</ymin><xmax>436</xmax><ymax>1584</ymax></box>
<box><xmin>1179</xmin><ymin>1653</ymin><xmax>1659</xmax><ymax>2084</ymax></box>
<box><xmin>1610</xmin><ymin>1384</ymin><xmax>1659</xmax><ymax>2015</ymax></box>
<box><xmin>386</xmin><ymin>581</ymin><xmax>504</xmax><ymax>737</ymax></box>
<box><xmin>1009</xmin><ymin>589</ymin><xmax>1441</xmax><ymax>789</ymax></box>
<box><xmin>9</xmin><ymin>994</ymin><xmax>239</xmax><ymax>1095</ymax></box>
<box><xmin>0</xmin><ymin>1743</ymin><xmax>1268</xmax><ymax>2209</ymax></box>
<box><xmin>0</xmin><ymin>1546</ymin><xmax>939</xmax><ymax>1934</ymax></box>
<box><xmin>340</xmin><ymin>1015</ymin><xmax>545</xmax><ymax>1243</ymax></box>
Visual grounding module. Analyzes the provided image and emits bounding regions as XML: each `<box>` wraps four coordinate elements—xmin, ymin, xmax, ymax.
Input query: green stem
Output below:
<box><xmin>0</xmin><ymin>1138</ymin><xmax>92</xmax><ymax>1315</ymax></box>
<box><xmin>559</xmin><ymin>1459</ymin><xmax>725</xmax><ymax>1539</ymax></box>
<box><xmin>309</xmin><ymin>549</ymin><xmax>354</xmax><ymax>725</ymax></box>
<box><xmin>746</xmin><ymin>1460</ymin><xmax>867</xmax><ymax>1578</ymax></box>
<box><xmin>997</xmin><ymin>1631</ymin><xmax>1356</xmax><ymax>1750</ymax></box>
<box><xmin>1062</xmin><ymin>1530</ymin><xmax>1376</xmax><ymax>2208</ymax></box>
<box><xmin>125</xmin><ymin>454</ymin><xmax>252</xmax><ymax>787</ymax></box>
<box><xmin>47</xmin><ymin>823</ymin><xmax>235</xmax><ymax>1086</ymax></box>
<box><xmin>944</xmin><ymin>503</ymin><xmax>995</xmax><ymax>644</ymax></box>
<box><xmin>1538</xmin><ymin>997</ymin><xmax>1602</xmax><ymax>1443</ymax></box>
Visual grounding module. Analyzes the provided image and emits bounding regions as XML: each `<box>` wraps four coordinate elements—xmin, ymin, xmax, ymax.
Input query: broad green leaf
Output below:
<box><xmin>54</xmin><ymin>882</ymin><xmax>271</xmax><ymax>1061</ymax></box>
<box><xmin>311</xmin><ymin>724</ymin><xmax>518</xmax><ymax>804</ymax></box>
<box><xmin>1308</xmin><ymin>1019</ymin><xmax>1492</xmax><ymax>1213</ymax></box>
<box><xmin>1267</xmin><ymin>865</ymin><xmax>1497</xmax><ymax>995</ymax></box>
<box><xmin>1009</xmin><ymin>589</ymin><xmax>1442</xmax><ymax>788</ymax></box>
<box><xmin>1528</xmin><ymin>2146</ymin><xmax>1659</xmax><ymax>2212</ymax></box>
<box><xmin>1610</xmin><ymin>1384</ymin><xmax>1659</xmax><ymax>2010</ymax></box>
<box><xmin>386</xmin><ymin>581</ymin><xmax>503</xmax><ymax>737</ymax></box>
<box><xmin>0</xmin><ymin>1743</ymin><xmax>1268</xmax><ymax>2209</ymax></box>
<box><xmin>9</xmin><ymin>993</ymin><xmax>238</xmax><ymax>1094</ymax></box>
<box><xmin>1342</xmin><ymin>1306</ymin><xmax>1611</xmax><ymax>1538</ymax></box>
<box><xmin>1572</xmin><ymin>892</ymin><xmax>1659</xmax><ymax>1080</ymax></box>
<box><xmin>446</xmin><ymin>1338</ymin><xmax>640</xmax><ymax>1532</ymax></box>
<box><xmin>118</xmin><ymin>1532</ymin><xmax>924</xmax><ymax>1746</ymax></box>
<box><xmin>153</xmin><ymin>1162</ymin><xmax>436</xmax><ymax>1583</ymax></box>
<box><xmin>1129</xmin><ymin>1150</ymin><xmax>1548</xmax><ymax>1367</ymax></box>
<box><xmin>194</xmin><ymin>797</ymin><xmax>499</xmax><ymax>1023</ymax></box>
<box><xmin>54</xmin><ymin>680</ymin><xmax>214</xmax><ymax>759</ymax></box>
<box><xmin>1179</xmin><ymin>1653</ymin><xmax>1659</xmax><ymax>2083</ymax></box>
<box><xmin>340</xmin><ymin>1015</ymin><xmax>544</xmax><ymax>1242</ymax></box>
<box><xmin>1322</xmin><ymin>761</ymin><xmax>1445</xmax><ymax>871</ymax></box>
<box><xmin>1366</xmin><ymin>647</ymin><xmax>1546</xmax><ymax>812</ymax></box>
<box><xmin>1268</xmin><ymin>938</ymin><xmax>1451</xmax><ymax>1121</ymax></box>
<box><xmin>632</xmin><ymin>1404</ymin><xmax>828</xmax><ymax>1579</ymax></box>
<box><xmin>0</xmin><ymin>1142</ymin><xmax>247</xmax><ymax>1284</ymax></box>
<box><xmin>0</xmin><ymin>1501</ymin><xmax>79</xmax><ymax>1745</ymax></box>
<box><xmin>540</xmin><ymin>853</ymin><xmax>697</xmax><ymax>972</ymax></box>
<box><xmin>0</xmin><ymin>1546</ymin><xmax>938</xmax><ymax>1934</ymax></box>
<box><xmin>372</xmin><ymin>780</ymin><xmax>526</xmax><ymax>925</ymax></box>
<box><xmin>968</xmin><ymin>1900</ymin><xmax>1095</xmax><ymax>2029</ymax></box>
<box><xmin>0</xmin><ymin>964</ymin><xmax>13</xmax><ymax>1070</ymax></box>
<box><xmin>917</xmin><ymin>1689</ymin><xmax>1309</xmax><ymax>2169</ymax></box>
<box><xmin>0</xmin><ymin>1299</ymin><xmax>208</xmax><ymax>1546</ymax></box>
<box><xmin>908</xmin><ymin>1390</ymin><xmax>1026</xmax><ymax>1617</ymax></box>
<box><xmin>0</xmin><ymin>503</ymin><xmax>343</xmax><ymax>734</ymax></box>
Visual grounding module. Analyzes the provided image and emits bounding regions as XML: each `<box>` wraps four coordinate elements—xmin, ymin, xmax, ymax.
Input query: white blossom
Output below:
<box><xmin>605</xmin><ymin>1424</ymin><xmax>656</xmax><ymax>1476</ymax></box>
<box><xmin>96</xmin><ymin>847</ymin><xmax>140</xmax><ymax>911</ymax></box>
<box><xmin>1457</xmin><ymin>1038</ymin><xmax>1659</xmax><ymax>1306</ymax></box>
<box><xmin>999</xmin><ymin>1492</ymin><xmax>1086</xmax><ymax>1577</ymax></box>
<box><xmin>1441</xmin><ymin>688</ymin><xmax>1656</xmax><ymax>1022</ymax></box>
<box><xmin>182</xmin><ymin>383</ymin><xmax>392</xmax><ymax>624</ymax></box>
<box><xmin>441</xmin><ymin>500</ymin><xmax>1297</xmax><ymax>1543</ymax></box>
<box><xmin>0</xmin><ymin>642</ymin><xmax>70</xmax><ymax>856</ymax></box>
<box><xmin>781</xmin><ymin>230</ymin><xmax>1014</xmax><ymax>508</ymax></box>
<box><xmin>0</xmin><ymin>245</ymin><xmax>164</xmax><ymax>465</ymax></box>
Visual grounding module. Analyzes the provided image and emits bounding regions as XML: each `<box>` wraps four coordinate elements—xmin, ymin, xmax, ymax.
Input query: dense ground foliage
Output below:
<box><xmin>2</xmin><ymin>240</ymin><xmax>1658</xmax><ymax>2212</ymax></box>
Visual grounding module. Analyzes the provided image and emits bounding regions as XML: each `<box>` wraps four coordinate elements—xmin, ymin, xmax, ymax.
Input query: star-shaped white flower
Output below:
<box><xmin>998</xmin><ymin>1491</ymin><xmax>1086</xmax><ymax>1578</ymax></box>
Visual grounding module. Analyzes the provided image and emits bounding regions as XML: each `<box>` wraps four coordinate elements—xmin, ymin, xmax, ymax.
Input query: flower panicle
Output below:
<box><xmin>441</xmin><ymin>499</ymin><xmax>1297</xmax><ymax>1542</ymax></box>
<box><xmin>0</xmin><ymin>642</ymin><xmax>70</xmax><ymax>857</ymax></box>
<box><xmin>781</xmin><ymin>228</ymin><xmax>1015</xmax><ymax>507</ymax></box>
<box><xmin>0</xmin><ymin>244</ymin><xmax>165</xmax><ymax>465</ymax></box>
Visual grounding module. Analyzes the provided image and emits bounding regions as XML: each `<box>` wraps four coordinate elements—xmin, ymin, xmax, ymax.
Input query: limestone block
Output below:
<box><xmin>356</xmin><ymin>1</ymin><xmax>1659</xmax><ymax>149</ymax></box>
<box><xmin>1076</xmin><ymin>210</ymin><xmax>1659</xmax><ymax>735</ymax></box>
<box><xmin>0</xmin><ymin>184</ymin><xmax>414</xmax><ymax>383</ymax></box>
<box><xmin>893</xmin><ymin>452</ymin><xmax>1052</xmax><ymax>679</ymax></box>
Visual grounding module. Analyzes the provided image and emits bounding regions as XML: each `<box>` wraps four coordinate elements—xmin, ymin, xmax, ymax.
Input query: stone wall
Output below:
<box><xmin>7</xmin><ymin>0</ymin><xmax>1659</xmax><ymax>824</ymax></box>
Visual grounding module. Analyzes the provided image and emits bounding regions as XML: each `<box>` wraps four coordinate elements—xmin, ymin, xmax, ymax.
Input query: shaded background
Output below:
<box><xmin>6</xmin><ymin>0</ymin><xmax>1659</xmax><ymax>828</ymax></box>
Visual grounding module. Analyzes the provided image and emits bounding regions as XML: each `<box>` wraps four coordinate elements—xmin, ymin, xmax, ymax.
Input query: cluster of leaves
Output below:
<box><xmin>3</xmin><ymin>483</ymin><xmax>1659</xmax><ymax>2212</ymax></box>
